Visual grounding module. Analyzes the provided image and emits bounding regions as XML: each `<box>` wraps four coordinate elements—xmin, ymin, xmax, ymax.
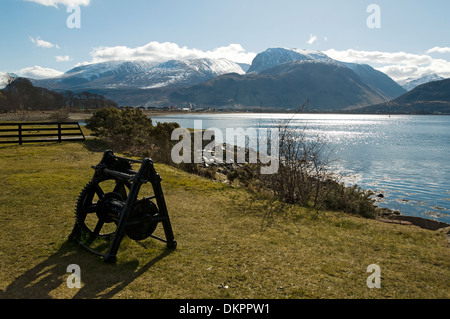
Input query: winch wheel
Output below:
<box><xmin>74</xmin><ymin>177</ymin><xmax>129</xmax><ymax>241</ymax></box>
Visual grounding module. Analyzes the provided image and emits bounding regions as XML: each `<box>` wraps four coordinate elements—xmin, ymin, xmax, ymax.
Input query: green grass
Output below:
<box><xmin>0</xmin><ymin>141</ymin><xmax>449</xmax><ymax>299</ymax></box>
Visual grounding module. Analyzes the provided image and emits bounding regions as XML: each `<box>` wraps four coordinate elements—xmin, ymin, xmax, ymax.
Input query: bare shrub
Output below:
<box><xmin>256</xmin><ymin>102</ymin><xmax>329</xmax><ymax>205</ymax></box>
<box><xmin>48</xmin><ymin>109</ymin><xmax>70</xmax><ymax>122</ymax></box>
<box><xmin>258</xmin><ymin>101</ymin><xmax>377</xmax><ymax>218</ymax></box>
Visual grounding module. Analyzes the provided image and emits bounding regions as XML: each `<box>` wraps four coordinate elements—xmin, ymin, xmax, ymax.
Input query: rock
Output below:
<box><xmin>378</xmin><ymin>210</ymin><xmax>450</xmax><ymax>231</ymax></box>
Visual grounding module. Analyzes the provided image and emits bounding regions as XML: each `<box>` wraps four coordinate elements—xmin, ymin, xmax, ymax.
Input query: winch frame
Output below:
<box><xmin>69</xmin><ymin>150</ymin><xmax>177</xmax><ymax>263</ymax></box>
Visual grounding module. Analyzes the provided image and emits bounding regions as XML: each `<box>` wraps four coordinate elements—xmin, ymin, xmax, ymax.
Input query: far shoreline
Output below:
<box><xmin>1</xmin><ymin>108</ymin><xmax>449</xmax><ymax>123</ymax></box>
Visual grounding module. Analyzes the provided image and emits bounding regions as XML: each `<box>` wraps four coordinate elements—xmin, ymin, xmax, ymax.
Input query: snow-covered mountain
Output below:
<box><xmin>398</xmin><ymin>73</ymin><xmax>445</xmax><ymax>91</ymax></box>
<box><xmin>33</xmin><ymin>58</ymin><xmax>245</xmax><ymax>91</ymax></box>
<box><xmin>63</xmin><ymin>60</ymin><xmax>157</xmax><ymax>81</ymax></box>
<box><xmin>136</xmin><ymin>58</ymin><xmax>245</xmax><ymax>89</ymax></box>
<box><xmin>27</xmin><ymin>47</ymin><xmax>407</xmax><ymax>108</ymax></box>
<box><xmin>247</xmin><ymin>48</ymin><xmax>406</xmax><ymax>100</ymax></box>
<box><xmin>247</xmin><ymin>48</ymin><xmax>336</xmax><ymax>74</ymax></box>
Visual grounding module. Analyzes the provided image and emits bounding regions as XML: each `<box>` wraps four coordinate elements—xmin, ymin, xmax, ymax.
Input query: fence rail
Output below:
<box><xmin>0</xmin><ymin>122</ymin><xmax>85</xmax><ymax>145</ymax></box>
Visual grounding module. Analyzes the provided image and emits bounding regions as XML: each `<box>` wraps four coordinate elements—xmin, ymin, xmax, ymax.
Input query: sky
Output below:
<box><xmin>1</xmin><ymin>0</ymin><xmax>450</xmax><ymax>83</ymax></box>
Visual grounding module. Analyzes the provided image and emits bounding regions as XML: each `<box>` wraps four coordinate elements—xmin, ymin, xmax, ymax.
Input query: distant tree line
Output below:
<box><xmin>0</xmin><ymin>75</ymin><xmax>117</xmax><ymax>114</ymax></box>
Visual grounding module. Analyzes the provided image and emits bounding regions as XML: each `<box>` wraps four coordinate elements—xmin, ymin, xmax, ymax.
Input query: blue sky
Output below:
<box><xmin>1</xmin><ymin>0</ymin><xmax>450</xmax><ymax>82</ymax></box>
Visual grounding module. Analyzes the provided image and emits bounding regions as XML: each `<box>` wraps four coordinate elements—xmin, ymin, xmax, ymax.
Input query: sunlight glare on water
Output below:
<box><xmin>152</xmin><ymin>113</ymin><xmax>450</xmax><ymax>223</ymax></box>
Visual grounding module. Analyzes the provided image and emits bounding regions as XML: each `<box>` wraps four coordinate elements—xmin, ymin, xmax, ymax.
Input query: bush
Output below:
<box><xmin>146</xmin><ymin>121</ymin><xmax>181</xmax><ymax>163</ymax></box>
<box><xmin>48</xmin><ymin>109</ymin><xmax>70</xmax><ymax>122</ymax></box>
<box><xmin>258</xmin><ymin>115</ymin><xmax>332</xmax><ymax>207</ymax></box>
<box><xmin>86</xmin><ymin>107</ymin><xmax>180</xmax><ymax>161</ymax></box>
<box><xmin>86</xmin><ymin>107</ymin><xmax>153</xmax><ymax>153</ymax></box>
<box><xmin>318</xmin><ymin>180</ymin><xmax>377</xmax><ymax>218</ymax></box>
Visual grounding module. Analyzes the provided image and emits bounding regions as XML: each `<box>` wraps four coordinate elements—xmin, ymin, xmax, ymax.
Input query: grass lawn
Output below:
<box><xmin>0</xmin><ymin>141</ymin><xmax>448</xmax><ymax>299</ymax></box>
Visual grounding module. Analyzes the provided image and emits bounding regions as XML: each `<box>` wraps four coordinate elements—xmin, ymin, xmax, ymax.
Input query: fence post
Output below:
<box><xmin>58</xmin><ymin>123</ymin><xmax>62</xmax><ymax>143</ymax></box>
<box><xmin>18</xmin><ymin>124</ymin><xmax>22</xmax><ymax>145</ymax></box>
<box><xmin>77</xmin><ymin>123</ymin><xmax>85</xmax><ymax>141</ymax></box>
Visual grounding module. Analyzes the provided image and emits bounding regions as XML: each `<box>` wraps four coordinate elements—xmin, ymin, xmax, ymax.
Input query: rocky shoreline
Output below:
<box><xmin>200</xmin><ymin>143</ymin><xmax>450</xmax><ymax>234</ymax></box>
<box><xmin>377</xmin><ymin>208</ymin><xmax>450</xmax><ymax>237</ymax></box>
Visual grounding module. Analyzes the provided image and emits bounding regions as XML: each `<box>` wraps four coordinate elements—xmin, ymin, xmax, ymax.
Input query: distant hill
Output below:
<box><xmin>357</xmin><ymin>78</ymin><xmax>450</xmax><ymax>114</ymax></box>
<box><xmin>247</xmin><ymin>48</ymin><xmax>406</xmax><ymax>101</ymax></box>
<box><xmin>341</xmin><ymin>62</ymin><xmax>406</xmax><ymax>100</ymax></box>
<box><xmin>0</xmin><ymin>77</ymin><xmax>117</xmax><ymax>113</ymax></box>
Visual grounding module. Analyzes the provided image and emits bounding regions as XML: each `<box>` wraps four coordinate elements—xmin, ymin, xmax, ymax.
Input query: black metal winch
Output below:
<box><xmin>69</xmin><ymin>150</ymin><xmax>177</xmax><ymax>263</ymax></box>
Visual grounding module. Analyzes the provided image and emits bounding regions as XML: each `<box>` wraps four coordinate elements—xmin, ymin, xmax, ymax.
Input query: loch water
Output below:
<box><xmin>151</xmin><ymin>113</ymin><xmax>450</xmax><ymax>224</ymax></box>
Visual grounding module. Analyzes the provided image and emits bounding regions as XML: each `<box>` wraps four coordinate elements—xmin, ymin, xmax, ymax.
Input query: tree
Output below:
<box><xmin>0</xmin><ymin>91</ymin><xmax>7</xmax><ymax>113</ymax></box>
<box><xmin>86</xmin><ymin>107</ymin><xmax>154</xmax><ymax>153</ymax></box>
<box><xmin>86</xmin><ymin>107</ymin><xmax>180</xmax><ymax>161</ymax></box>
<box><xmin>2</xmin><ymin>73</ymin><xmax>19</xmax><ymax>113</ymax></box>
<box><xmin>147</xmin><ymin>121</ymin><xmax>181</xmax><ymax>163</ymax></box>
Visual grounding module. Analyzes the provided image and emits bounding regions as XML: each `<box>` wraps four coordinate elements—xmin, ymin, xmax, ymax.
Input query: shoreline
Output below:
<box><xmin>1</xmin><ymin>109</ymin><xmax>449</xmax><ymax>123</ymax></box>
<box><xmin>377</xmin><ymin>208</ymin><xmax>450</xmax><ymax>231</ymax></box>
<box><xmin>1</xmin><ymin>109</ymin><xmax>449</xmax><ymax>229</ymax></box>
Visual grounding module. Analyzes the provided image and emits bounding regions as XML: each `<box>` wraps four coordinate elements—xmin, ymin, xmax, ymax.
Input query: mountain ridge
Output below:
<box><xmin>357</xmin><ymin>78</ymin><xmax>450</xmax><ymax>114</ymax></box>
<box><xmin>28</xmin><ymin>47</ymin><xmax>408</xmax><ymax>111</ymax></box>
<box><xmin>112</xmin><ymin>61</ymin><xmax>394</xmax><ymax>111</ymax></box>
<box><xmin>33</xmin><ymin>58</ymin><xmax>245</xmax><ymax>92</ymax></box>
<box><xmin>398</xmin><ymin>73</ymin><xmax>445</xmax><ymax>91</ymax></box>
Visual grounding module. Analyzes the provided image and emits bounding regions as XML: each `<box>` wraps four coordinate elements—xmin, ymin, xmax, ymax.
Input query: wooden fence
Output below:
<box><xmin>0</xmin><ymin>122</ymin><xmax>85</xmax><ymax>145</ymax></box>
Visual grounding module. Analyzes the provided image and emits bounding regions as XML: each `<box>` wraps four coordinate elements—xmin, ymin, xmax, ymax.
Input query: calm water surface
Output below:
<box><xmin>151</xmin><ymin>113</ymin><xmax>450</xmax><ymax>223</ymax></box>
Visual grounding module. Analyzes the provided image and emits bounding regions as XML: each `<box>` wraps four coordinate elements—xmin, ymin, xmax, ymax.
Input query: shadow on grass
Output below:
<box><xmin>0</xmin><ymin>240</ymin><xmax>173</xmax><ymax>299</ymax></box>
<box><xmin>82</xmin><ymin>138</ymin><xmax>111</xmax><ymax>153</ymax></box>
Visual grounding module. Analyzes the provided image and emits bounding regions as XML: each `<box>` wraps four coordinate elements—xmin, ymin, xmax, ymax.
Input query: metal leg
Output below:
<box><xmin>104</xmin><ymin>181</ymin><xmax>142</xmax><ymax>263</ymax></box>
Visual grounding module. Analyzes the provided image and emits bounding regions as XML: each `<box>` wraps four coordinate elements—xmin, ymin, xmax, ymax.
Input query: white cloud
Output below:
<box><xmin>202</xmin><ymin>44</ymin><xmax>257</xmax><ymax>64</ymax></box>
<box><xmin>25</xmin><ymin>0</ymin><xmax>90</xmax><ymax>7</ymax></box>
<box><xmin>30</xmin><ymin>36</ymin><xmax>60</xmax><ymax>49</ymax></box>
<box><xmin>88</xmin><ymin>41</ymin><xmax>257</xmax><ymax>65</ymax></box>
<box><xmin>324</xmin><ymin>48</ymin><xmax>450</xmax><ymax>81</ymax></box>
<box><xmin>324</xmin><ymin>49</ymin><xmax>432</xmax><ymax>65</ymax></box>
<box><xmin>56</xmin><ymin>55</ymin><xmax>71</xmax><ymax>62</ymax></box>
<box><xmin>18</xmin><ymin>66</ymin><xmax>64</xmax><ymax>79</ymax></box>
<box><xmin>426</xmin><ymin>46</ymin><xmax>450</xmax><ymax>54</ymax></box>
<box><xmin>306</xmin><ymin>34</ymin><xmax>318</xmax><ymax>45</ymax></box>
